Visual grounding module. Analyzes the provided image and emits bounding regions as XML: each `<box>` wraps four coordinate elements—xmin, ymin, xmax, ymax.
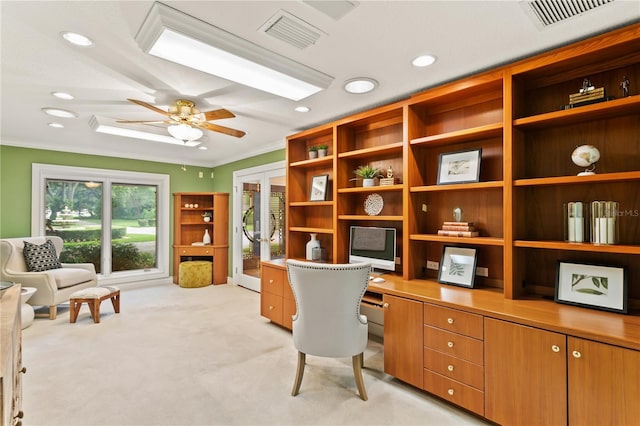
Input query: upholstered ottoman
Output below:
<box><xmin>178</xmin><ymin>261</ymin><xmax>212</xmax><ymax>288</ymax></box>
<box><xmin>69</xmin><ymin>286</ymin><xmax>120</xmax><ymax>323</ymax></box>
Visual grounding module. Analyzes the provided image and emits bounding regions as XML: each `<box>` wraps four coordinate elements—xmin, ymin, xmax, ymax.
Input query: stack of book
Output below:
<box><xmin>437</xmin><ymin>221</ymin><xmax>479</xmax><ymax>237</ymax></box>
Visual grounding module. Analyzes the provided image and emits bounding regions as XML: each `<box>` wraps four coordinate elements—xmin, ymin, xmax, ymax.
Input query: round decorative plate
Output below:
<box><xmin>364</xmin><ymin>193</ymin><xmax>384</xmax><ymax>216</ymax></box>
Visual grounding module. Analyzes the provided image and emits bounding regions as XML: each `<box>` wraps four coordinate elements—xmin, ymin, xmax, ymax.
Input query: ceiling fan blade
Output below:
<box><xmin>198</xmin><ymin>122</ymin><xmax>246</xmax><ymax>138</ymax></box>
<box><xmin>127</xmin><ymin>99</ymin><xmax>169</xmax><ymax>116</ymax></box>
<box><xmin>116</xmin><ymin>120</ymin><xmax>170</xmax><ymax>124</ymax></box>
<box><xmin>202</xmin><ymin>108</ymin><xmax>236</xmax><ymax>121</ymax></box>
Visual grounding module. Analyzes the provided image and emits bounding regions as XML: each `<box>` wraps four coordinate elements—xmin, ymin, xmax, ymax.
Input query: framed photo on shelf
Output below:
<box><xmin>437</xmin><ymin>148</ymin><xmax>482</xmax><ymax>185</ymax></box>
<box><xmin>438</xmin><ymin>246</ymin><xmax>478</xmax><ymax>288</ymax></box>
<box><xmin>309</xmin><ymin>174</ymin><xmax>329</xmax><ymax>201</ymax></box>
<box><xmin>555</xmin><ymin>262</ymin><xmax>627</xmax><ymax>313</ymax></box>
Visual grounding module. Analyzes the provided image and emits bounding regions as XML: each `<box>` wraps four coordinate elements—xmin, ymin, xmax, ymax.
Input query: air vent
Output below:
<box><xmin>259</xmin><ymin>10</ymin><xmax>325</xmax><ymax>50</ymax></box>
<box><xmin>527</xmin><ymin>0</ymin><xmax>615</xmax><ymax>27</ymax></box>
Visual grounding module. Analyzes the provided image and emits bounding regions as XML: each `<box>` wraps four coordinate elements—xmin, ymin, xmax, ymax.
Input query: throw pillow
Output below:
<box><xmin>23</xmin><ymin>240</ymin><xmax>62</xmax><ymax>272</ymax></box>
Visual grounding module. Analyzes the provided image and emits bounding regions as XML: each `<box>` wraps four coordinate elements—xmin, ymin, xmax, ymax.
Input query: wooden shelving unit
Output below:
<box><xmin>173</xmin><ymin>192</ymin><xmax>229</xmax><ymax>285</ymax></box>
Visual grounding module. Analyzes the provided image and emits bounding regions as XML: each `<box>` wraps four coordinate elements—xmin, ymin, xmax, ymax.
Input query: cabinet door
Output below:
<box><xmin>568</xmin><ymin>337</ymin><xmax>640</xmax><ymax>426</ymax></box>
<box><xmin>484</xmin><ymin>318</ymin><xmax>567</xmax><ymax>426</ymax></box>
<box><xmin>383</xmin><ymin>294</ymin><xmax>423</xmax><ymax>388</ymax></box>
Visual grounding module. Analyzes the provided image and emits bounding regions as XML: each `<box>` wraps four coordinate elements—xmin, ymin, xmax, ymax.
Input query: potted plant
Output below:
<box><xmin>202</xmin><ymin>211</ymin><xmax>212</xmax><ymax>222</ymax></box>
<box><xmin>316</xmin><ymin>144</ymin><xmax>328</xmax><ymax>157</ymax></box>
<box><xmin>354</xmin><ymin>165</ymin><xmax>382</xmax><ymax>187</ymax></box>
<box><xmin>308</xmin><ymin>145</ymin><xmax>318</xmax><ymax>159</ymax></box>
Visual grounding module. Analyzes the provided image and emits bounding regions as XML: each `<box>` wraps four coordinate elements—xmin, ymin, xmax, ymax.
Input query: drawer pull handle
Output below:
<box><xmin>382</xmin><ymin>303</ymin><xmax>390</xmax><ymax>309</ymax></box>
<box><xmin>447</xmin><ymin>341</ymin><xmax>454</xmax><ymax>348</ymax></box>
<box><xmin>447</xmin><ymin>389</ymin><xmax>454</xmax><ymax>396</ymax></box>
<box><xmin>269</xmin><ymin>306</ymin><xmax>274</xmax><ymax>310</ymax></box>
<box><xmin>447</xmin><ymin>318</ymin><xmax>454</xmax><ymax>324</ymax></box>
<box><xmin>572</xmin><ymin>350</ymin><xmax>582</xmax><ymax>358</ymax></box>
<box><xmin>552</xmin><ymin>345</ymin><xmax>560</xmax><ymax>353</ymax></box>
<box><xmin>447</xmin><ymin>365</ymin><xmax>454</xmax><ymax>372</ymax></box>
<box><xmin>269</xmin><ymin>279</ymin><xmax>274</xmax><ymax>284</ymax></box>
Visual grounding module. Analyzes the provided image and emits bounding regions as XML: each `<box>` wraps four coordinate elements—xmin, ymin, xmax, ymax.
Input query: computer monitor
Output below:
<box><xmin>348</xmin><ymin>226</ymin><xmax>397</xmax><ymax>272</ymax></box>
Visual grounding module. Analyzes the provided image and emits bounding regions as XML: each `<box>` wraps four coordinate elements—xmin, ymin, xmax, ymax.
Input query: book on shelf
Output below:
<box><xmin>442</xmin><ymin>225</ymin><xmax>476</xmax><ymax>231</ymax></box>
<box><xmin>442</xmin><ymin>221</ymin><xmax>474</xmax><ymax>226</ymax></box>
<box><xmin>438</xmin><ymin>230</ymin><xmax>479</xmax><ymax>237</ymax></box>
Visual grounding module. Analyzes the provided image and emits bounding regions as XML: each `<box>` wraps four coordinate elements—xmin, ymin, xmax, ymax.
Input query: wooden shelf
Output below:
<box><xmin>514</xmin><ymin>171</ymin><xmax>640</xmax><ymax>186</ymax></box>
<box><xmin>410</xmin><ymin>234</ymin><xmax>504</xmax><ymax>246</ymax></box>
<box><xmin>288</xmin><ymin>226</ymin><xmax>334</xmax><ymax>234</ymax></box>
<box><xmin>339</xmin><ymin>184</ymin><xmax>403</xmax><ymax>193</ymax></box>
<box><xmin>338</xmin><ymin>215</ymin><xmax>403</xmax><ymax>221</ymax></box>
<box><xmin>513</xmin><ymin>95</ymin><xmax>640</xmax><ymax>129</ymax></box>
<box><xmin>514</xmin><ymin>240</ymin><xmax>640</xmax><ymax>254</ymax></box>
<box><xmin>289</xmin><ymin>155</ymin><xmax>334</xmax><ymax>168</ymax></box>
<box><xmin>411</xmin><ymin>181</ymin><xmax>503</xmax><ymax>192</ymax></box>
<box><xmin>410</xmin><ymin>123</ymin><xmax>503</xmax><ymax>146</ymax></box>
<box><xmin>338</xmin><ymin>142</ymin><xmax>403</xmax><ymax>159</ymax></box>
<box><xmin>289</xmin><ymin>201</ymin><xmax>333</xmax><ymax>207</ymax></box>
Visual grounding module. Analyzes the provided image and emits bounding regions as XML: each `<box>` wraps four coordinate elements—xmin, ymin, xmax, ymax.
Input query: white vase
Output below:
<box><xmin>363</xmin><ymin>178</ymin><xmax>375</xmax><ymax>187</ymax></box>
<box><xmin>306</xmin><ymin>233</ymin><xmax>320</xmax><ymax>261</ymax></box>
<box><xmin>203</xmin><ymin>229</ymin><xmax>211</xmax><ymax>245</ymax></box>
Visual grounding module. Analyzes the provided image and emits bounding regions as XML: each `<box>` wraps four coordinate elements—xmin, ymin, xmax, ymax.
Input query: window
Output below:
<box><xmin>32</xmin><ymin>164</ymin><xmax>169</xmax><ymax>285</ymax></box>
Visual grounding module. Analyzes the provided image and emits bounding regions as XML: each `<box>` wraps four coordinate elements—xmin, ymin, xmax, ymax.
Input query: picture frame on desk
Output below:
<box><xmin>438</xmin><ymin>245</ymin><xmax>478</xmax><ymax>288</ymax></box>
<box><xmin>437</xmin><ymin>148</ymin><xmax>482</xmax><ymax>185</ymax></box>
<box><xmin>309</xmin><ymin>174</ymin><xmax>329</xmax><ymax>201</ymax></box>
<box><xmin>555</xmin><ymin>261</ymin><xmax>627</xmax><ymax>313</ymax></box>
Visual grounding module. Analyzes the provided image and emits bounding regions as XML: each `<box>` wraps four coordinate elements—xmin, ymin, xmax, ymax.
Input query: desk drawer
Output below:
<box><xmin>176</xmin><ymin>246</ymin><xmax>215</xmax><ymax>256</ymax></box>
<box><xmin>423</xmin><ymin>369</ymin><xmax>484</xmax><ymax>416</ymax></box>
<box><xmin>423</xmin><ymin>347</ymin><xmax>483</xmax><ymax>390</ymax></box>
<box><xmin>262</xmin><ymin>266</ymin><xmax>284</xmax><ymax>297</ymax></box>
<box><xmin>424</xmin><ymin>326</ymin><xmax>483</xmax><ymax>365</ymax></box>
<box><xmin>424</xmin><ymin>304</ymin><xmax>483</xmax><ymax>340</ymax></box>
<box><xmin>260</xmin><ymin>291</ymin><xmax>283</xmax><ymax>324</ymax></box>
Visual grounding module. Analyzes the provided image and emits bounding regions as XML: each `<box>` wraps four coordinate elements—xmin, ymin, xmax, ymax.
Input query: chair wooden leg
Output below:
<box><xmin>352</xmin><ymin>353</ymin><xmax>368</xmax><ymax>401</ymax></box>
<box><xmin>49</xmin><ymin>305</ymin><xmax>57</xmax><ymax>320</ymax></box>
<box><xmin>291</xmin><ymin>351</ymin><xmax>306</xmax><ymax>396</ymax></box>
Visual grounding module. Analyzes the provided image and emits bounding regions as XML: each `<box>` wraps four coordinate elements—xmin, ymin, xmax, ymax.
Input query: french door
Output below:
<box><xmin>233</xmin><ymin>162</ymin><xmax>285</xmax><ymax>292</ymax></box>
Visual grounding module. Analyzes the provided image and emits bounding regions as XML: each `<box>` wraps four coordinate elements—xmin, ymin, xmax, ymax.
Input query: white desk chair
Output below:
<box><xmin>286</xmin><ymin>259</ymin><xmax>371</xmax><ymax>400</ymax></box>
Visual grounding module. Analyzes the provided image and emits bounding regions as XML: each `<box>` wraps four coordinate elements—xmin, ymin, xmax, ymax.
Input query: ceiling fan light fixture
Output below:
<box><xmin>135</xmin><ymin>2</ymin><xmax>333</xmax><ymax>101</ymax></box>
<box><xmin>167</xmin><ymin>124</ymin><xmax>203</xmax><ymax>142</ymax></box>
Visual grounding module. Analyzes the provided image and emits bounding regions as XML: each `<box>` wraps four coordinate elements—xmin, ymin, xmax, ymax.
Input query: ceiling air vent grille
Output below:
<box><xmin>527</xmin><ymin>0</ymin><xmax>615</xmax><ymax>27</ymax></box>
<box><xmin>260</xmin><ymin>10</ymin><xmax>324</xmax><ymax>50</ymax></box>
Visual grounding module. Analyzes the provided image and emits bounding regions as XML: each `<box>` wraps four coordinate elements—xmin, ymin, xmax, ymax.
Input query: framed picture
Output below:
<box><xmin>555</xmin><ymin>262</ymin><xmax>627</xmax><ymax>313</ymax></box>
<box><xmin>437</xmin><ymin>148</ymin><xmax>482</xmax><ymax>185</ymax></box>
<box><xmin>309</xmin><ymin>174</ymin><xmax>329</xmax><ymax>201</ymax></box>
<box><xmin>438</xmin><ymin>246</ymin><xmax>478</xmax><ymax>288</ymax></box>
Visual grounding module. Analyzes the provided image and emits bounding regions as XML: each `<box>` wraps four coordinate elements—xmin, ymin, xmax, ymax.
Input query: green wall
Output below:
<box><xmin>0</xmin><ymin>145</ymin><xmax>285</xmax><ymax>276</ymax></box>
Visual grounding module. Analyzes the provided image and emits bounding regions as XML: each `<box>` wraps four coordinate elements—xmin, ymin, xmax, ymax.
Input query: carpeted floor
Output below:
<box><xmin>22</xmin><ymin>281</ymin><xmax>489</xmax><ymax>426</ymax></box>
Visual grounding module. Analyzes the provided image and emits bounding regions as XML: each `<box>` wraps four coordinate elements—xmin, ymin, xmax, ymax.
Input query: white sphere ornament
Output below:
<box><xmin>571</xmin><ymin>145</ymin><xmax>600</xmax><ymax>176</ymax></box>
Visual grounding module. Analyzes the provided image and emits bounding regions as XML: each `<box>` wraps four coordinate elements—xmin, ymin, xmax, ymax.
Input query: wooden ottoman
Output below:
<box><xmin>179</xmin><ymin>261</ymin><xmax>213</xmax><ymax>288</ymax></box>
<box><xmin>69</xmin><ymin>286</ymin><xmax>120</xmax><ymax>323</ymax></box>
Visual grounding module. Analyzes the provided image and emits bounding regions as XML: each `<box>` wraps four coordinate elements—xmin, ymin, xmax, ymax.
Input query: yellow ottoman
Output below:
<box><xmin>179</xmin><ymin>261</ymin><xmax>213</xmax><ymax>288</ymax></box>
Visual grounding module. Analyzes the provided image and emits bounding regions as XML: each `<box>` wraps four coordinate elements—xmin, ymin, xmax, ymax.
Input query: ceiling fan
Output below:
<box><xmin>117</xmin><ymin>99</ymin><xmax>246</xmax><ymax>140</ymax></box>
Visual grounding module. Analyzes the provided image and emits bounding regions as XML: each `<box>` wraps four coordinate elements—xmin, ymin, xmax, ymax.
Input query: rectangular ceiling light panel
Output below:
<box><xmin>90</xmin><ymin>115</ymin><xmax>200</xmax><ymax>147</ymax></box>
<box><xmin>136</xmin><ymin>2</ymin><xmax>333</xmax><ymax>101</ymax></box>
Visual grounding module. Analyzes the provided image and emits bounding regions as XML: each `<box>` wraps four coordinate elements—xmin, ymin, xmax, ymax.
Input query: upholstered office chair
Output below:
<box><xmin>285</xmin><ymin>259</ymin><xmax>371</xmax><ymax>401</ymax></box>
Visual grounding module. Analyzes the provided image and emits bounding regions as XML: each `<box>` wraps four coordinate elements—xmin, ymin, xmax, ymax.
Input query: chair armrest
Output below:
<box><xmin>1</xmin><ymin>270</ymin><xmax>57</xmax><ymax>293</ymax></box>
<box><xmin>61</xmin><ymin>263</ymin><xmax>97</xmax><ymax>274</ymax></box>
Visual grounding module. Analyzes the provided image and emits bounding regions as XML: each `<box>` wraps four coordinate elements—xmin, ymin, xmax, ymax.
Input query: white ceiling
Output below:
<box><xmin>2</xmin><ymin>1</ymin><xmax>639</xmax><ymax>167</ymax></box>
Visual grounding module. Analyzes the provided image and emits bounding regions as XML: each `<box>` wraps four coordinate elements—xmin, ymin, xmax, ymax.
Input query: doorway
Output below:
<box><xmin>233</xmin><ymin>161</ymin><xmax>286</xmax><ymax>292</ymax></box>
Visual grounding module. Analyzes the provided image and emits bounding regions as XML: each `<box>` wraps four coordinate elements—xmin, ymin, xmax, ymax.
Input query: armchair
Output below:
<box><xmin>285</xmin><ymin>259</ymin><xmax>371</xmax><ymax>400</ymax></box>
<box><xmin>0</xmin><ymin>236</ymin><xmax>97</xmax><ymax>320</ymax></box>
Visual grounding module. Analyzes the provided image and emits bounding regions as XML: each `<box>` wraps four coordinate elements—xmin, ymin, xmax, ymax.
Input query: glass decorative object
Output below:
<box><xmin>203</xmin><ymin>229</ymin><xmax>211</xmax><ymax>245</ymax></box>
<box><xmin>591</xmin><ymin>201</ymin><xmax>618</xmax><ymax>244</ymax></box>
<box><xmin>564</xmin><ymin>202</ymin><xmax>586</xmax><ymax>243</ymax></box>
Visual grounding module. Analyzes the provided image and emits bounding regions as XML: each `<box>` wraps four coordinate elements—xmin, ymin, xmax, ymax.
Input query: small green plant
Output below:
<box><xmin>353</xmin><ymin>165</ymin><xmax>382</xmax><ymax>179</ymax></box>
<box><xmin>202</xmin><ymin>211</ymin><xmax>212</xmax><ymax>219</ymax></box>
<box><xmin>316</xmin><ymin>144</ymin><xmax>328</xmax><ymax>150</ymax></box>
<box><xmin>308</xmin><ymin>145</ymin><xmax>319</xmax><ymax>152</ymax></box>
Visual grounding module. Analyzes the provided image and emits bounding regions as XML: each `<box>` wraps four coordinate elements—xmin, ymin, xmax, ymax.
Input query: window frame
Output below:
<box><xmin>31</xmin><ymin>163</ymin><xmax>170</xmax><ymax>285</ymax></box>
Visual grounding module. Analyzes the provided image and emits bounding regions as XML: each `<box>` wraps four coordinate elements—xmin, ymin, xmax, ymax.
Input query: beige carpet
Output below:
<box><xmin>22</xmin><ymin>281</ymin><xmax>489</xmax><ymax>426</ymax></box>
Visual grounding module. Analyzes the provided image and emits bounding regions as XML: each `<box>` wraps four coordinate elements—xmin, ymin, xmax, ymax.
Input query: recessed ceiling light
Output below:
<box><xmin>41</xmin><ymin>108</ymin><xmax>78</xmax><ymax>118</ymax></box>
<box><xmin>295</xmin><ymin>106</ymin><xmax>311</xmax><ymax>113</ymax></box>
<box><xmin>48</xmin><ymin>123</ymin><xmax>65</xmax><ymax>128</ymax></box>
<box><xmin>61</xmin><ymin>31</ymin><xmax>94</xmax><ymax>47</ymax></box>
<box><xmin>51</xmin><ymin>91</ymin><xmax>74</xmax><ymax>100</ymax></box>
<box><xmin>344</xmin><ymin>78</ymin><xmax>378</xmax><ymax>94</ymax></box>
<box><xmin>412</xmin><ymin>54</ymin><xmax>437</xmax><ymax>68</ymax></box>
